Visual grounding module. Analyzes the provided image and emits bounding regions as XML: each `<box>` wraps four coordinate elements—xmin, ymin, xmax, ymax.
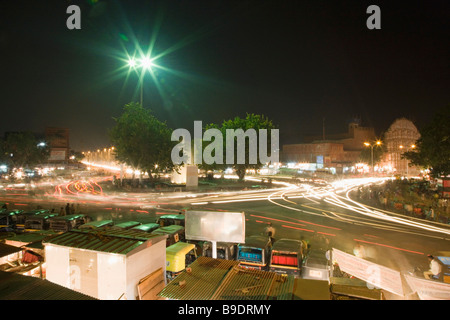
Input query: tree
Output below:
<box><xmin>200</xmin><ymin>113</ymin><xmax>278</xmax><ymax>181</ymax></box>
<box><xmin>403</xmin><ymin>106</ymin><xmax>450</xmax><ymax>178</ymax></box>
<box><xmin>2</xmin><ymin>132</ymin><xmax>49</xmax><ymax>169</ymax></box>
<box><xmin>109</xmin><ymin>102</ymin><xmax>176</xmax><ymax>180</ymax></box>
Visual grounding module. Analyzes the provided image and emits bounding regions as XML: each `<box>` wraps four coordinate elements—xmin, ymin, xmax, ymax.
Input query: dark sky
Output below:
<box><xmin>1</xmin><ymin>0</ymin><xmax>449</xmax><ymax>151</ymax></box>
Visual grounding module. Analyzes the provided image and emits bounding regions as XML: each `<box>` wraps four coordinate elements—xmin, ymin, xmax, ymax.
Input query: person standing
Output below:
<box><xmin>65</xmin><ymin>203</ymin><xmax>70</xmax><ymax>216</ymax></box>
<box><xmin>264</xmin><ymin>222</ymin><xmax>276</xmax><ymax>244</ymax></box>
<box><xmin>423</xmin><ymin>254</ymin><xmax>442</xmax><ymax>280</ymax></box>
<box><xmin>428</xmin><ymin>207</ymin><xmax>435</xmax><ymax>220</ymax></box>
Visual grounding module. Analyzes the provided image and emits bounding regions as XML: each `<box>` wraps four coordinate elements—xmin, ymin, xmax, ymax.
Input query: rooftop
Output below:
<box><xmin>158</xmin><ymin>256</ymin><xmax>295</xmax><ymax>300</ymax></box>
<box><xmin>0</xmin><ymin>270</ymin><xmax>97</xmax><ymax>300</ymax></box>
<box><xmin>43</xmin><ymin>229</ymin><xmax>166</xmax><ymax>255</ymax></box>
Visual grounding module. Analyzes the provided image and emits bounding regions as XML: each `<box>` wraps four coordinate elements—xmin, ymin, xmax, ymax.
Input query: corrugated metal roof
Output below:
<box><xmin>157</xmin><ymin>256</ymin><xmax>295</xmax><ymax>300</ymax></box>
<box><xmin>211</xmin><ymin>266</ymin><xmax>294</xmax><ymax>300</ymax></box>
<box><xmin>0</xmin><ymin>270</ymin><xmax>97</xmax><ymax>300</ymax></box>
<box><xmin>43</xmin><ymin>229</ymin><xmax>166</xmax><ymax>255</ymax></box>
<box><xmin>158</xmin><ymin>256</ymin><xmax>239</xmax><ymax>300</ymax></box>
<box><xmin>0</xmin><ymin>242</ymin><xmax>22</xmax><ymax>258</ymax></box>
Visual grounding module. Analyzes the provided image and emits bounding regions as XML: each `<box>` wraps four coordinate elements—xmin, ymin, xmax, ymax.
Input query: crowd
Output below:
<box><xmin>355</xmin><ymin>178</ymin><xmax>449</xmax><ymax>224</ymax></box>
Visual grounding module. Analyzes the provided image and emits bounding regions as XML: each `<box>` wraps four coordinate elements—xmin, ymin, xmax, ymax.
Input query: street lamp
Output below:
<box><xmin>364</xmin><ymin>140</ymin><xmax>382</xmax><ymax>175</ymax></box>
<box><xmin>127</xmin><ymin>56</ymin><xmax>154</xmax><ymax>106</ymax></box>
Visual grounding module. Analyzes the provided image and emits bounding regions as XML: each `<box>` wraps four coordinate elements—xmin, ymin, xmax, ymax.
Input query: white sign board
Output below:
<box><xmin>332</xmin><ymin>248</ymin><xmax>404</xmax><ymax>297</ymax></box>
<box><xmin>404</xmin><ymin>275</ymin><xmax>450</xmax><ymax>300</ymax></box>
<box><xmin>49</xmin><ymin>150</ymin><xmax>66</xmax><ymax>161</ymax></box>
<box><xmin>185</xmin><ymin>210</ymin><xmax>245</xmax><ymax>243</ymax></box>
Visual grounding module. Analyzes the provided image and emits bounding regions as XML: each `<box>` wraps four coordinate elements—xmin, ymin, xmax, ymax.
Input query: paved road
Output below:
<box><xmin>2</xmin><ymin>175</ymin><xmax>449</xmax><ymax>298</ymax></box>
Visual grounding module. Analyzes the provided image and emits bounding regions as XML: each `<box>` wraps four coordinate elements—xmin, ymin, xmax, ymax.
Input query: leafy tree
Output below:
<box><xmin>200</xmin><ymin>113</ymin><xmax>277</xmax><ymax>181</ymax></box>
<box><xmin>403</xmin><ymin>106</ymin><xmax>450</xmax><ymax>178</ymax></box>
<box><xmin>109</xmin><ymin>102</ymin><xmax>176</xmax><ymax>180</ymax></box>
<box><xmin>2</xmin><ymin>132</ymin><xmax>49</xmax><ymax>168</ymax></box>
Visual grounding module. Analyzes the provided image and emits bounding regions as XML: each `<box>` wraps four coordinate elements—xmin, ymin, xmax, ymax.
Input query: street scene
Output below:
<box><xmin>1</xmin><ymin>0</ymin><xmax>449</xmax><ymax>308</ymax></box>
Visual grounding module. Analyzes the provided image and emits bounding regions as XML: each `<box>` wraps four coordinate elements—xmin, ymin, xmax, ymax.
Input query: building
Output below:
<box><xmin>304</xmin><ymin>121</ymin><xmax>376</xmax><ymax>151</ymax></box>
<box><xmin>45</xmin><ymin>127</ymin><xmax>70</xmax><ymax>163</ymax></box>
<box><xmin>43</xmin><ymin>228</ymin><xmax>167</xmax><ymax>300</ymax></box>
<box><xmin>380</xmin><ymin>118</ymin><xmax>421</xmax><ymax>176</ymax></box>
<box><xmin>282</xmin><ymin>121</ymin><xmax>376</xmax><ymax>174</ymax></box>
<box><xmin>282</xmin><ymin>142</ymin><xmax>360</xmax><ymax>173</ymax></box>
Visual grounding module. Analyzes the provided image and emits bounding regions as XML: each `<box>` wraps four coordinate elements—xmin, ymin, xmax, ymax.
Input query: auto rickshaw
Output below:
<box><xmin>165</xmin><ymin>241</ymin><xmax>197</xmax><ymax>282</ymax></box>
<box><xmin>301</xmin><ymin>249</ymin><xmax>332</xmax><ymax>281</ymax></box>
<box><xmin>237</xmin><ymin>235</ymin><xmax>272</xmax><ymax>271</ymax></box>
<box><xmin>151</xmin><ymin>225</ymin><xmax>185</xmax><ymax>246</ymax></box>
<box><xmin>0</xmin><ymin>211</ymin><xmax>19</xmax><ymax>231</ymax></box>
<box><xmin>48</xmin><ymin>214</ymin><xmax>87</xmax><ymax>232</ymax></box>
<box><xmin>269</xmin><ymin>238</ymin><xmax>306</xmax><ymax>277</ymax></box>
<box><xmin>433</xmin><ymin>251</ymin><xmax>450</xmax><ymax>283</ymax></box>
<box><xmin>24</xmin><ymin>212</ymin><xmax>60</xmax><ymax>231</ymax></box>
<box><xmin>111</xmin><ymin>221</ymin><xmax>141</xmax><ymax>230</ymax></box>
<box><xmin>15</xmin><ymin>209</ymin><xmax>46</xmax><ymax>228</ymax></box>
<box><xmin>131</xmin><ymin>223</ymin><xmax>160</xmax><ymax>233</ymax></box>
<box><xmin>203</xmin><ymin>242</ymin><xmax>237</xmax><ymax>260</ymax></box>
<box><xmin>78</xmin><ymin>219</ymin><xmax>114</xmax><ymax>230</ymax></box>
<box><xmin>156</xmin><ymin>214</ymin><xmax>185</xmax><ymax>227</ymax></box>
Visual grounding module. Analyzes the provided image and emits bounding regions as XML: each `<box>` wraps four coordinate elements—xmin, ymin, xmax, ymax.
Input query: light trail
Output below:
<box><xmin>268</xmin><ymin>177</ymin><xmax>450</xmax><ymax>239</ymax></box>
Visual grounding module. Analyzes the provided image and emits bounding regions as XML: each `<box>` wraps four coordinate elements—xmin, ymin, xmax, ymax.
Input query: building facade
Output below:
<box><xmin>380</xmin><ymin>118</ymin><xmax>421</xmax><ymax>176</ymax></box>
<box><xmin>45</xmin><ymin>127</ymin><xmax>70</xmax><ymax>162</ymax></box>
<box><xmin>282</xmin><ymin>122</ymin><xmax>376</xmax><ymax>173</ymax></box>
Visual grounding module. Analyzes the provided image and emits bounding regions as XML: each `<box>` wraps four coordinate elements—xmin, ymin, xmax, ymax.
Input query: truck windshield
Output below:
<box><xmin>238</xmin><ymin>247</ymin><xmax>263</xmax><ymax>263</ymax></box>
<box><xmin>272</xmin><ymin>252</ymin><xmax>298</xmax><ymax>267</ymax></box>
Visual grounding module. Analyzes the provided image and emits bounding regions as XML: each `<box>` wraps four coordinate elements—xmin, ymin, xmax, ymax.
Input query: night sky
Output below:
<box><xmin>1</xmin><ymin>0</ymin><xmax>449</xmax><ymax>151</ymax></box>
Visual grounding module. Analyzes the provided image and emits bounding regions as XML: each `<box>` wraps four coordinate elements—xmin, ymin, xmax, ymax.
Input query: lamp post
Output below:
<box><xmin>127</xmin><ymin>56</ymin><xmax>154</xmax><ymax>106</ymax></box>
<box><xmin>399</xmin><ymin>144</ymin><xmax>416</xmax><ymax>177</ymax></box>
<box><xmin>364</xmin><ymin>140</ymin><xmax>382</xmax><ymax>176</ymax></box>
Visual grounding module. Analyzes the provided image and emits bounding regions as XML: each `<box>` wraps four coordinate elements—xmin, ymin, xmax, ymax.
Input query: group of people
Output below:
<box><xmin>58</xmin><ymin>203</ymin><xmax>79</xmax><ymax>216</ymax></box>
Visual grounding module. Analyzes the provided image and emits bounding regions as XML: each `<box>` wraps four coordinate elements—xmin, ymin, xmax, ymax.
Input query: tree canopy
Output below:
<box><xmin>403</xmin><ymin>106</ymin><xmax>450</xmax><ymax>178</ymax></box>
<box><xmin>0</xmin><ymin>132</ymin><xmax>49</xmax><ymax>168</ymax></box>
<box><xmin>109</xmin><ymin>102</ymin><xmax>176</xmax><ymax>179</ymax></box>
<box><xmin>200</xmin><ymin>113</ymin><xmax>278</xmax><ymax>180</ymax></box>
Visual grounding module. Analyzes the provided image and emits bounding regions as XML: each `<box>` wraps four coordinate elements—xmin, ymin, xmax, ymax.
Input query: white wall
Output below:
<box><xmin>45</xmin><ymin>240</ymin><xmax>166</xmax><ymax>300</ymax></box>
<box><xmin>126</xmin><ymin>240</ymin><xmax>166</xmax><ymax>300</ymax></box>
<box><xmin>45</xmin><ymin>245</ymin><xmax>70</xmax><ymax>288</ymax></box>
<box><xmin>97</xmin><ymin>252</ymin><xmax>127</xmax><ymax>300</ymax></box>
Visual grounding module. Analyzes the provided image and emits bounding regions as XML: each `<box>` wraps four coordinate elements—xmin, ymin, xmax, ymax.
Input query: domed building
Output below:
<box><xmin>381</xmin><ymin>118</ymin><xmax>421</xmax><ymax>176</ymax></box>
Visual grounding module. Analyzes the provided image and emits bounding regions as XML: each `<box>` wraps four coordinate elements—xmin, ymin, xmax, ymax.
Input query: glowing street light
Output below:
<box><xmin>140</xmin><ymin>57</ymin><xmax>154</xmax><ymax>70</ymax></box>
<box><xmin>125</xmin><ymin>55</ymin><xmax>155</xmax><ymax>106</ymax></box>
<box><xmin>127</xmin><ymin>58</ymin><xmax>137</xmax><ymax>68</ymax></box>
<box><xmin>364</xmin><ymin>140</ymin><xmax>382</xmax><ymax>175</ymax></box>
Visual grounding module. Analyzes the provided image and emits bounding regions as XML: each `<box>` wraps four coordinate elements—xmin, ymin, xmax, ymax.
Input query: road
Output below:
<box><xmin>2</xmin><ymin>175</ymin><xmax>449</xmax><ymax>298</ymax></box>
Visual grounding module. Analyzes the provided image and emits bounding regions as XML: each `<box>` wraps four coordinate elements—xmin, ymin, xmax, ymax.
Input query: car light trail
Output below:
<box><xmin>282</xmin><ymin>225</ymin><xmax>315</xmax><ymax>233</ymax></box>
<box><xmin>267</xmin><ymin>177</ymin><xmax>450</xmax><ymax>241</ymax></box>
<box><xmin>354</xmin><ymin>239</ymin><xmax>424</xmax><ymax>255</ymax></box>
